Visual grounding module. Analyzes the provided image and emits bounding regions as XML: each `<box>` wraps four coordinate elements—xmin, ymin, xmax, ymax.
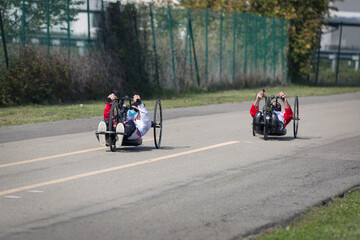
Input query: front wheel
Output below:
<box><xmin>153</xmin><ymin>99</ymin><xmax>162</xmax><ymax>149</ymax></box>
<box><xmin>263</xmin><ymin>96</ymin><xmax>269</xmax><ymax>140</ymax></box>
<box><xmin>264</xmin><ymin>124</ymin><xmax>268</xmax><ymax>140</ymax></box>
<box><xmin>109</xmin><ymin>101</ymin><xmax>120</xmax><ymax>152</ymax></box>
<box><xmin>293</xmin><ymin>96</ymin><xmax>299</xmax><ymax>138</ymax></box>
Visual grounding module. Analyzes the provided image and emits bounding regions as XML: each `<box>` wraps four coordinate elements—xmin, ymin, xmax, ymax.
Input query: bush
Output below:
<box><xmin>0</xmin><ymin>46</ymin><xmax>111</xmax><ymax>106</ymax></box>
<box><xmin>0</xmin><ymin>47</ymin><xmax>61</xmax><ymax>105</ymax></box>
<box><xmin>0</xmin><ymin>3</ymin><xmax>157</xmax><ymax>106</ymax></box>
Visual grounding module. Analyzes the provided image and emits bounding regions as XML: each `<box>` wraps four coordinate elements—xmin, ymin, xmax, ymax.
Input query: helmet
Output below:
<box><xmin>272</xmin><ymin>102</ymin><xmax>281</xmax><ymax>111</ymax></box>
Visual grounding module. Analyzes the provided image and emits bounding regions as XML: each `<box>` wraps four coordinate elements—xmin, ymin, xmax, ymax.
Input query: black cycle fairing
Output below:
<box><xmin>252</xmin><ymin>94</ymin><xmax>299</xmax><ymax>140</ymax></box>
<box><xmin>95</xmin><ymin>96</ymin><xmax>163</xmax><ymax>151</ymax></box>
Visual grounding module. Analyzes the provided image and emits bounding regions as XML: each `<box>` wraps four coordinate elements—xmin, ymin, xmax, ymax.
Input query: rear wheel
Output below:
<box><xmin>153</xmin><ymin>99</ymin><xmax>162</xmax><ymax>149</ymax></box>
<box><xmin>263</xmin><ymin>96</ymin><xmax>269</xmax><ymax>140</ymax></box>
<box><xmin>109</xmin><ymin>101</ymin><xmax>120</xmax><ymax>152</ymax></box>
<box><xmin>293</xmin><ymin>96</ymin><xmax>299</xmax><ymax>138</ymax></box>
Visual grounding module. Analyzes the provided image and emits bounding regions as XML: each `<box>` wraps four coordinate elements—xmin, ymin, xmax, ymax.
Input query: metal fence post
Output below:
<box><xmin>188</xmin><ymin>9</ymin><xmax>200</xmax><ymax>87</ymax></box>
<box><xmin>244</xmin><ymin>13</ymin><xmax>248</xmax><ymax>75</ymax></box>
<box><xmin>205</xmin><ymin>8</ymin><xmax>208</xmax><ymax>84</ymax></box>
<box><xmin>67</xmin><ymin>0</ymin><xmax>71</xmax><ymax>58</ymax></box>
<box><xmin>184</xmin><ymin>19</ymin><xmax>189</xmax><ymax>63</ymax></box>
<box><xmin>272</xmin><ymin>16</ymin><xmax>276</xmax><ymax>81</ymax></box>
<box><xmin>0</xmin><ymin>7</ymin><xmax>9</xmax><ymax>68</ymax></box>
<box><xmin>219</xmin><ymin>9</ymin><xmax>223</xmax><ymax>82</ymax></box>
<box><xmin>263</xmin><ymin>15</ymin><xmax>267</xmax><ymax>75</ymax></box>
<box><xmin>87</xmin><ymin>0</ymin><xmax>91</xmax><ymax>55</ymax></box>
<box><xmin>189</xmin><ymin>24</ymin><xmax>192</xmax><ymax>65</ymax></box>
<box><xmin>336</xmin><ymin>21</ymin><xmax>343</xmax><ymax>85</ymax></box>
<box><xmin>284</xmin><ymin>19</ymin><xmax>289</xmax><ymax>83</ymax></box>
<box><xmin>133</xmin><ymin>11</ymin><xmax>142</xmax><ymax>75</ymax></box>
<box><xmin>315</xmin><ymin>29</ymin><xmax>322</xmax><ymax>85</ymax></box>
<box><xmin>168</xmin><ymin>6</ymin><xmax>176</xmax><ymax>88</ymax></box>
<box><xmin>281</xmin><ymin>18</ymin><xmax>284</xmax><ymax>83</ymax></box>
<box><xmin>254</xmin><ymin>14</ymin><xmax>258</xmax><ymax>71</ymax></box>
<box><xmin>22</xmin><ymin>0</ymin><xmax>25</xmax><ymax>46</ymax></box>
<box><xmin>46</xmin><ymin>0</ymin><xmax>50</xmax><ymax>55</ymax></box>
<box><xmin>101</xmin><ymin>0</ymin><xmax>107</xmax><ymax>51</ymax></box>
<box><xmin>149</xmin><ymin>4</ymin><xmax>159</xmax><ymax>87</ymax></box>
<box><xmin>232</xmin><ymin>11</ymin><xmax>237</xmax><ymax>83</ymax></box>
<box><xmin>183</xmin><ymin>17</ymin><xmax>189</xmax><ymax>89</ymax></box>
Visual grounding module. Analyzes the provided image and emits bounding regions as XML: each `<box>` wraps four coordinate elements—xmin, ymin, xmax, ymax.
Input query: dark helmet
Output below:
<box><xmin>272</xmin><ymin>101</ymin><xmax>281</xmax><ymax>111</ymax></box>
<box><xmin>130</xmin><ymin>98</ymin><xmax>142</xmax><ymax>111</ymax></box>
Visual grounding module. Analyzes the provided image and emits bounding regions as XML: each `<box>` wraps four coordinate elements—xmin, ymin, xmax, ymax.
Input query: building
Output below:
<box><xmin>321</xmin><ymin>0</ymin><xmax>360</xmax><ymax>50</ymax></box>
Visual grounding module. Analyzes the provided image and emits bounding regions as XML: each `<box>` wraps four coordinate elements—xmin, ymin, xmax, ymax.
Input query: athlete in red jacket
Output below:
<box><xmin>97</xmin><ymin>93</ymin><xmax>151</xmax><ymax>147</ymax></box>
<box><xmin>250</xmin><ymin>91</ymin><xmax>293</xmax><ymax>130</ymax></box>
<box><xmin>103</xmin><ymin>93</ymin><xmax>116</xmax><ymax>120</ymax></box>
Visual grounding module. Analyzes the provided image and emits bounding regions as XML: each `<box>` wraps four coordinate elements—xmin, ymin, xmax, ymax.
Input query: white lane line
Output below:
<box><xmin>27</xmin><ymin>190</ymin><xmax>44</xmax><ymax>193</ymax></box>
<box><xmin>0</xmin><ymin>139</ymin><xmax>153</xmax><ymax>169</ymax></box>
<box><xmin>5</xmin><ymin>195</ymin><xmax>21</xmax><ymax>199</ymax></box>
<box><xmin>0</xmin><ymin>147</ymin><xmax>106</xmax><ymax>168</ymax></box>
<box><xmin>0</xmin><ymin>141</ymin><xmax>239</xmax><ymax>197</ymax></box>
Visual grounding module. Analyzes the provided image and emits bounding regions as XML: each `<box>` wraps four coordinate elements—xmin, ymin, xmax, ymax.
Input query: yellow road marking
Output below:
<box><xmin>0</xmin><ymin>139</ymin><xmax>153</xmax><ymax>168</ymax></box>
<box><xmin>0</xmin><ymin>147</ymin><xmax>106</xmax><ymax>168</ymax></box>
<box><xmin>0</xmin><ymin>141</ymin><xmax>239</xmax><ymax>196</ymax></box>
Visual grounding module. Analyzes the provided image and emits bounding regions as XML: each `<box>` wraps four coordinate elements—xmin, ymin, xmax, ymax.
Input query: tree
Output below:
<box><xmin>1</xmin><ymin>0</ymin><xmax>83</xmax><ymax>38</ymax></box>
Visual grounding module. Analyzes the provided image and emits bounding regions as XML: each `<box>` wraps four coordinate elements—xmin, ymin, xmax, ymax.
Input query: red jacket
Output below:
<box><xmin>104</xmin><ymin>103</ymin><xmax>111</xmax><ymax>120</ymax></box>
<box><xmin>250</xmin><ymin>104</ymin><xmax>293</xmax><ymax>128</ymax></box>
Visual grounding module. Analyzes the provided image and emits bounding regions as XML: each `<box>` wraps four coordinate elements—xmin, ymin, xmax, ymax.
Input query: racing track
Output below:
<box><xmin>0</xmin><ymin>92</ymin><xmax>359</xmax><ymax>240</ymax></box>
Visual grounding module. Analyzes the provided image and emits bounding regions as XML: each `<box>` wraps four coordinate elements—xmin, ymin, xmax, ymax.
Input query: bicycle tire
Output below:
<box><xmin>109</xmin><ymin>101</ymin><xmax>120</xmax><ymax>152</ymax></box>
<box><xmin>293</xmin><ymin>96</ymin><xmax>299</xmax><ymax>138</ymax></box>
<box><xmin>153</xmin><ymin>99</ymin><xmax>162</xmax><ymax>149</ymax></box>
<box><xmin>264</xmin><ymin>96</ymin><xmax>269</xmax><ymax>140</ymax></box>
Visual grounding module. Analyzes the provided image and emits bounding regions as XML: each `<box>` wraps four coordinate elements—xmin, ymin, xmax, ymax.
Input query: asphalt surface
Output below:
<box><xmin>1</xmin><ymin>92</ymin><xmax>356</xmax><ymax>143</ymax></box>
<box><xmin>0</xmin><ymin>92</ymin><xmax>359</xmax><ymax>240</ymax></box>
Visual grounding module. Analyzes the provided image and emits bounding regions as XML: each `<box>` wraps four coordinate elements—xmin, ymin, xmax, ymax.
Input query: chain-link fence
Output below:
<box><xmin>0</xmin><ymin>1</ymin><xmax>289</xmax><ymax>92</ymax></box>
<box><xmin>139</xmin><ymin>5</ymin><xmax>289</xmax><ymax>90</ymax></box>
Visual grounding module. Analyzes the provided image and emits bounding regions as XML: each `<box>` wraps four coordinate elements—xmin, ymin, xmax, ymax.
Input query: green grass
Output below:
<box><xmin>250</xmin><ymin>187</ymin><xmax>360</xmax><ymax>240</ymax></box>
<box><xmin>309</xmin><ymin>60</ymin><xmax>360</xmax><ymax>85</ymax></box>
<box><xmin>1</xmin><ymin>85</ymin><xmax>360</xmax><ymax>127</ymax></box>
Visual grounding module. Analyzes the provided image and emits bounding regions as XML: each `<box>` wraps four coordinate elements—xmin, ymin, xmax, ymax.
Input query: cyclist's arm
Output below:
<box><xmin>283</xmin><ymin>107</ymin><xmax>293</xmax><ymax>127</ymax></box>
<box><xmin>138</xmin><ymin>103</ymin><xmax>151</xmax><ymax>136</ymax></box>
<box><xmin>250</xmin><ymin>104</ymin><xmax>259</xmax><ymax>118</ymax></box>
<box><xmin>104</xmin><ymin>103</ymin><xmax>111</xmax><ymax>120</ymax></box>
<box><xmin>104</xmin><ymin>93</ymin><xmax>117</xmax><ymax>120</ymax></box>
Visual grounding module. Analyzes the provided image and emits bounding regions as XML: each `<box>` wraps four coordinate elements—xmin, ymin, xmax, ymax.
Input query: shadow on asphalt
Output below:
<box><xmin>254</xmin><ymin>136</ymin><xmax>316</xmax><ymax>141</ymax></box>
<box><xmin>106</xmin><ymin>145</ymin><xmax>190</xmax><ymax>153</ymax></box>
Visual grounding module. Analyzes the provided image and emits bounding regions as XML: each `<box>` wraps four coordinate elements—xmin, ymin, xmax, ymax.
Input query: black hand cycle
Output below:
<box><xmin>252</xmin><ymin>90</ymin><xmax>299</xmax><ymax>140</ymax></box>
<box><xmin>96</xmin><ymin>96</ymin><xmax>163</xmax><ymax>151</ymax></box>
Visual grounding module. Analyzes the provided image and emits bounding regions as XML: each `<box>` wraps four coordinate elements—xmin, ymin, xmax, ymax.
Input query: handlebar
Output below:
<box><xmin>266</xmin><ymin>94</ymin><xmax>284</xmax><ymax>101</ymax></box>
<box><xmin>261</xmin><ymin>89</ymin><xmax>284</xmax><ymax>101</ymax></box>
<box><xmin>107</xmin><ymin>95</ymin><xmax>132</xmax><ymax>106</ymax></box>
<box><xmin>275</xmin><ymin>96</ymin><xmax>284</xmax><ymax>101</ymax></box>
<box><xmin>111</xmin><ymin>96</ymin><xmax>130</xmax><ymax>101</ymax></box>
<box><xmin>108</xmin><ymin>92</ymin><xmax>141</xmax><ymax>106</ymax></box>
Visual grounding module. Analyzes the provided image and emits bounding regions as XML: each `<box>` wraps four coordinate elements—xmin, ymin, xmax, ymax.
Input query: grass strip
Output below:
<box><xmin>251</xmin><ymin>187</ymin><xmax>360</xmax><ymax>240</ymax></box>
<box><xmin>1</xmin><ymin>85</ymin><xmax>359</xmax><ymax>127</ymax></box>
